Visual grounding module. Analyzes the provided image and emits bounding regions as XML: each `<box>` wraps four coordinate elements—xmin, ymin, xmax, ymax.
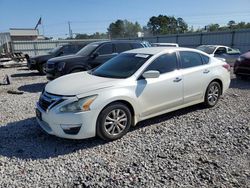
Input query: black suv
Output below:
<box><xmin>46</xmin><ymin>40</ymin><xmax>151</xmax><ymax>80</ymax></box>
<box><xmin>27</xmin><ymin>43</ymin><xmax>88</xmax><ymax>74</ymax></box>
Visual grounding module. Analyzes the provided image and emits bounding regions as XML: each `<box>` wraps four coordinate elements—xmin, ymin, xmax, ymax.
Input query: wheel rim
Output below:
<box><xmin>104</xmin><ymin>109</ymin><xmax>127</xmax><ymax>136</ymax></box>
<box><xmin>207</xmin><ymin>84</ymin><xmax>219</xmax><ymax>105</ymax></box>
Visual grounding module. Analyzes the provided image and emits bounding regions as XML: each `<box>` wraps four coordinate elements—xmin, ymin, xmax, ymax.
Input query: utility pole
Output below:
<box><xmin>68</xmin><ymin>21</ymin><xmax>73</xmax><ymax>39</ymax></box>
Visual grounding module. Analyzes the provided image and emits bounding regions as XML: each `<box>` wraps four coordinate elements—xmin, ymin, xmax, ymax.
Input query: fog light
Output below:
<box><xmin>60</xmin><ymin>124</ymin><xmax>82</xmax><ymax>135</ymax></box>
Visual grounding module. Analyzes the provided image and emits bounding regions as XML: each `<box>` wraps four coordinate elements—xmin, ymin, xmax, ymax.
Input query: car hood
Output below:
<box><xmin>241</xmin><ymin>51</ymin><xmax>250</xmax><ymax>59</ymax></box>
<box><xmin>45</xmin><ymin>71</ymin><xmax>120</xmax><ymax>96</ymax></box>
<box><xmin>31</xmin><ymin>54</ymin><xmax>52</xmax><ymax>60</ymax></box>
<box><xmin>49</xmin><ymin>54</ymin><xmax>84</xmax><ymax>62</ymax></box>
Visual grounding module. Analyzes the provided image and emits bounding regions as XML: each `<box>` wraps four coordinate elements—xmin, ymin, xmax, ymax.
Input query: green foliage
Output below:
<box><xmin>204</xmin><ymin>21</ymin><xmax>250</xmax><ymax>32</ymax></box>
<box><xmin>146</xmin><ymin>15</ymin><xmax>188</xmax><ymax>35</ymax></box>
<box><xmin>73</xmin><ymin>17</ymin><xmax>250</xmax><ymax>40</ymax></box>
<box><xmin>107</xmin><ymin>20</ymin><xmax>142</xmax><ymax>38</ymax></box>
<box><xmin>74</xmin><ymin>32</ymin><xmax>108</xmax><ymax>39</ymax></box>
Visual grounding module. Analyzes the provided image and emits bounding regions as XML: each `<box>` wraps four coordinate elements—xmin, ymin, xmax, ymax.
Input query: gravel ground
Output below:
<box><xmin>0</xmin><ymin>66</ymin><xmax>249</xmax><ymax>188</ymax></box>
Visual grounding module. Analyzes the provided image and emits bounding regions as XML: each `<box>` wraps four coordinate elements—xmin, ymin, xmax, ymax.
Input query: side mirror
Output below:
<box><xmin>91</xmin><ymin>52</ymin><xmax>99</xmax><ymax>59</ymax></box>
<box><xmin>142</xmin><ymin>70</ymin><xmax>160</xmax><ymax>79</ymax></box>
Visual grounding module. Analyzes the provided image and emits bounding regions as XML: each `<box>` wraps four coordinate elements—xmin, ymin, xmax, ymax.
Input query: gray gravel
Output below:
<box><xmin>0</xmin><ymin>67</ymin><xmax>249</xmax><ymax>188</ymax></box>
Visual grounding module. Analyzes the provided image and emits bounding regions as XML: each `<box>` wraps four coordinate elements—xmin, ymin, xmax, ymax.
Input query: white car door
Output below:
<box><xmin>179</xmin><ymin>51</ymin><xmax>211</xmax><ymax>104</ymax></box>
<box><xmin>136</xmin><ymin>52</ymin><xmax>183</xmax><ymax>119</ymax></box>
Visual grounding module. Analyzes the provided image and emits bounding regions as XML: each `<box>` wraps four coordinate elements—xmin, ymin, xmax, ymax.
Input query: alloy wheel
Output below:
<box><xmin>104</xmin><ymin>109</ymin><xmax>128</xmax><ymax>136</ymax></box>
<box><xmin>207</xmin><ymin>84</ymin><xmax>219</xmax><ymax>105</ymax></box>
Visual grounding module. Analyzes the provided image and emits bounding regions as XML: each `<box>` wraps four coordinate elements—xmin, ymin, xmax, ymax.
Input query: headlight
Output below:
<box><xmin>59</xmin><ymin>95</ymin><xmax>97</xmax><ymax>113</ymax></box>
<box><xmin>237</xmin><ymin>56</ymin><xmax>245</xmax><ymax>62</ymax></box>
<box><xmin>57</xmin><ymin>62</ymin><xmax>65</xmax><ymax>71</ymax></box>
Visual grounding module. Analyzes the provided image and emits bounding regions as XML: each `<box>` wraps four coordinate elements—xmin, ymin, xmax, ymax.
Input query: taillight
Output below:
<box><xmin>222</xmin><ymin>64</ymin><xmax>230</xmax><ymax>72</ymax></box>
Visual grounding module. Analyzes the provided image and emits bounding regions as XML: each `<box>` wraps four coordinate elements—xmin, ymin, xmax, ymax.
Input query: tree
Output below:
<box><xmin>74</xmin><ymin>32</ymin><xmax>108</xmax><ymax>39</ymax></box>
<box><xmin>207</xmin><ymin>24</ymin><xmax>220</xmax><ymax>32</ymax></box>
<box><xmin>107</xmin><ymin>20</ymin><xmax>142</xmax><ymax>38</ymax></box>
<box><xmin>107</xmin><ymin>19</ymin><xmax>125</xmax><ymax>38</ymax></box>
<box><xmin>228</xmin><ymin>20</ymin><xmax>236</xmax><ymax>28</ymax></box>
<box><xmin>147</xmin><ymin>15</ymin><xmax>188</xmax><ymax>35</ymax></box>
<box><xmin>177</xmin><ymin>17</ymin><xmax>188</xmax><ymax>33</ymax></box>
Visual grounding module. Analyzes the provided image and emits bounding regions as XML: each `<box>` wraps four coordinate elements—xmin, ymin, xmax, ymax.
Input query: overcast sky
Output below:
<box><xmin>0</xmin><ymin>0</ymin><xmax>250</xmax><ymax>38</ymax></box>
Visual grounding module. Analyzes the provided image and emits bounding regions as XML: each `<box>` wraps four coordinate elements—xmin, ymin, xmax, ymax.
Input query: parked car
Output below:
<box><xmin>234</xmin><ymin>51</ymin><xmax>250</xmax><ymax>79</ymax></box>
<box><xmin>36</xmin><ymin>47</ymin><xmax>231</xmax><ymax>141</ymax></box>
<box><xmin>151</xmin><ymin>43</ymin><xmax>179</xmax><ymax>47</ymax></box>
<box><xmin>27</xmin><ymin>43</ymin><xmax>88</xmax><ymax>74</ymax></box>
<box><xmin>46</xmin><ymin>40</ymin><xmax>151</xmax><ymax>80</ymax></box>
<box><xmin>197</xmin><ymin>45</ymin><xmax>241</xmax><ymax>66</ymax></box>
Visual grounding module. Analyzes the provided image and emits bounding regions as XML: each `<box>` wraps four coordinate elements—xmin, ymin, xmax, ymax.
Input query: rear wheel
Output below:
<box><xmin>204</xmin><ymin>81</ymin><xmax>221</xmax><ymax>108</ymax></box>
<box><xmin>96</xmin><ymin>103</ymin><xmax>132</xmax><ymax>141</ymax></box>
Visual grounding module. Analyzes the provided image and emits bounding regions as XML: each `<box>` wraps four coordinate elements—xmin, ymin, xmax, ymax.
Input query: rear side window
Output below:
<box><xmin>180</xmin><ymin>51</ymin><xmax>203</xmax><ymax>68</ymax></box>
<box><xmin>131</xmin><ymin>43</ymin><xmax>143</xmax><ymax>49</ymax></box>
<box><xmin>96</xmin><ymin>43</ymin><xmax>113</xmax><ymax>55</ymax></box>
<box><xmin>145</xmin><ymin>53</ymin><xmax>178</xmax><ymax>74</ymax></box>
<box><xmin>115</xmin><ymin>43</ymin><xmax>132</xmax><ymax>53</ymax></box>
<box><xmin>201</xmin><ymin>54</ymin><xmax>210</xmax><ymax>64</ymax></box>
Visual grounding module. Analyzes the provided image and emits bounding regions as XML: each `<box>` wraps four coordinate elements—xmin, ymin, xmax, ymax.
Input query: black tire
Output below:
<box><xmin>37</xmin><ymin>63</ymin><xmax>46</xmax><ymax>75</ymax></box>
<box><xmin>96</xmin><ymin>102</ymin><xmax>132</xmax><ymax>141</ymax></box>
<box><xmin>204</xmin><ymin>81</ymin><xmax>221</xmax><ymax>108</ymax></box>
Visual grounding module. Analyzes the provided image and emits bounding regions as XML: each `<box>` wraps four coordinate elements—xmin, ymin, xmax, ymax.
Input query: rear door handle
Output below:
<box><xmin>203</xmin><ymin>69</ymin><xmax>210</xmax><ymax>74</ymax></box>
<box><xmin>173</xmin><ymin>77</ymin><xmax>182</xmax><ymax>82</ymax></box>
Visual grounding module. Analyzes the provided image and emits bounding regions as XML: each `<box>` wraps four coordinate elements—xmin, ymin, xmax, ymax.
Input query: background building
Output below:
<box><xmin>9</xmin><ymin>28</ymin><xmax>40</xmax><ymax>41</ymax></box>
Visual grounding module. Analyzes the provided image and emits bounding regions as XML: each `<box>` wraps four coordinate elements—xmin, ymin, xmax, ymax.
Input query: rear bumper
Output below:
<box><xmin>234</xmin><ymin>65</ymin><xmax>250</xmax><ymax>76</ymax></box>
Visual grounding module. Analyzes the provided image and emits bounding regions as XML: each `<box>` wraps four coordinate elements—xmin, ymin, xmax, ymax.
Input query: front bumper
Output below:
<box><xmin>27</xmin><ymin>59</ymin><xmax>37</xmax><ymax>70</ymax></box>
<box><xmin>36</xmin><ymin>103</ymin><xmax>99</xmax><ymax>139</ymax></box>
<box><xmin>234</xmin><ymin>65</ymin><xmax>250</xmax><ymax>76</ymax></box>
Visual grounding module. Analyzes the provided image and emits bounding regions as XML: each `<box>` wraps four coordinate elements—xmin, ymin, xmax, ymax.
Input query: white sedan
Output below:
<box><xmin>36</xmin><ymin>47</ymin><xmax>231</xmax><ymax>141</ymax></box>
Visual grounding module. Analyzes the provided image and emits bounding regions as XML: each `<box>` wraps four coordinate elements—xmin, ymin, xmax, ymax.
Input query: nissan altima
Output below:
<box><xmin>36</xmin><ymin>47</ymin><xmax>231</xmax><ymax>141</ymax></box>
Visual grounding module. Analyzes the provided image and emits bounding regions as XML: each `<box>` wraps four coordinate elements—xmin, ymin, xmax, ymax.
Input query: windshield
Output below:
<box><xmin>76</xmin><ymin>43</ymin><xmax>99</xmax><ymax>56</ymax></box>
<box><xmin>48</xmin><ymin>46</ymin><xmax>62</xmax><ymax>55</ymax></box>
<box><xmin>92</xmin><ymin>53</ymin><xmax>152</xmax><ymax>79</ymax></box>
<box><xmin>197</xmin><ymin>45</ymin><xmax>216</xmax><ymax>54</ymax></box>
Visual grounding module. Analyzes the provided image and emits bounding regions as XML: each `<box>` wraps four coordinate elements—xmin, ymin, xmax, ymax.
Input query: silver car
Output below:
<box><xmin>197</xmin><ymin>45</ymin><xmax>241</xmax><ymax>66</ymax></box>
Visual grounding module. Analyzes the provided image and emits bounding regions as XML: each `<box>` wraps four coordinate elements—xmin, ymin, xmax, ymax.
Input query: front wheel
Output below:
<box><xmin>204</xmin><ymin>81</ymin><xmax>221</xmax><ymax>108</ymax></box>
<box><xmin>37</xmin><ymin>63</ymin><xmax>46</xmax><ymax>75</ymax></box>
<box><xmin>96</xmin><ymin>103</ymin><xmax>132</xmax><ymax>141</ymax></box>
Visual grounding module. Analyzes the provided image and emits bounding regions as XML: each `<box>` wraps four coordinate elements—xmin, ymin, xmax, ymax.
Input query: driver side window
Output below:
<box><xmin>145</xmin><ymin>53</ymin><xmax>178</xmax><ymax>74</ymax></box>
<box><xmin>96</xmin><ymin>43</ymin><xmax>113</xmax><ymax>55</ymax></box>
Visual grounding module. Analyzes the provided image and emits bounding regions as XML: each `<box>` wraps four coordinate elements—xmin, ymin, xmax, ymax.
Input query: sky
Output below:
<box><xmin>0</xmin><ymin>0</ymin><xmax>250</xmax><ymax>39</ymax></box>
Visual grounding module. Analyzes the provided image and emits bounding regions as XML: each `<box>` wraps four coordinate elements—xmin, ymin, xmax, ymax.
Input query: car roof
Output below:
<box><xmin>199</xmin><ymin>45</ymin><xmax>229</xmax><ymax>48</ymax></box>
<box><xmin>125</xmin><ymin>47</ymin><xmax>201</xmax><ymax>55</ymax></box>
<box><xmin>152</xmin><ymin>43</ymin><xmax>178</xmax><ymax>45</ymax></box>
<box><xmin>89</xmin><ymin>40</ymin><xmax>147</xmax><ymax>45</ymax></box>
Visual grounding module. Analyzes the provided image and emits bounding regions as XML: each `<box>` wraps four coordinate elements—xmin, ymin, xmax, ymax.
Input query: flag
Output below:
<box><xmin>35</xmin><ymin>17</ymin><xmax>42</xmax><ymax>29</ymax></box>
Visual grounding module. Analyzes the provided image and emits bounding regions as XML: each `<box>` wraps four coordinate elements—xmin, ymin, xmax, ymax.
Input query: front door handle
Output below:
<box><xmin>173</xmin><ymin>77</ymin><xmax>182</xmax><ymax>82</ymax></box>
<box><xmin>203</xmin><ymin>69</ymin><xmax>210</xmax><ymax>74</ymax></box>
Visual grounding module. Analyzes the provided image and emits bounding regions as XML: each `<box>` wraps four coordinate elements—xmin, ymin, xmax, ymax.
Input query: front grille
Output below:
<box><xmin>38</xmin><ymin>92</ymin><xmax>63</xmax><ymax>112</ymax></box>
<box><xmin>39</xmin><ymin>97</ymin><xmax>52</xmax><ymax>111</ymax></box>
